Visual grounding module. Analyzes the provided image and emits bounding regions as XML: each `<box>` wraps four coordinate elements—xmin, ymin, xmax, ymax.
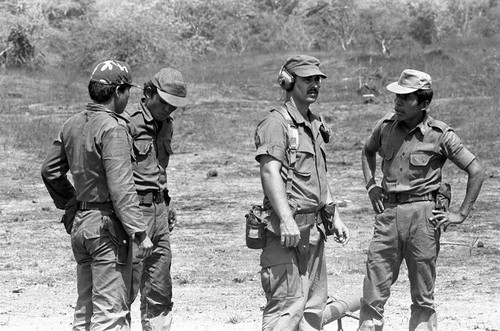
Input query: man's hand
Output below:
<box><xmin>280</xmin><ymin>217</ymin><xmax>301</xmax><ymax>248</ymax></box>
<box><xmin>134</xmin><ymin>232</ymin><xmax>153</xmax><ymax>259</ymax></box>
<box><xmin>332</xmin><ymin>217</ymin><xmax>350</xmax><ymax>246</ymax></box>
<box><xmin>429</xmin><ymin>210</ymin><xmax>465</xmax><ymax>232</ymax></box>
<box><xmin>368</xmin><ymin>186</ymin><xmax>385</xmax><ymax>214</ymax></box>
<box><xmin>168</xmin><ymin>207</ymin><xmax>177</xmax><ymax>232</ymax></box>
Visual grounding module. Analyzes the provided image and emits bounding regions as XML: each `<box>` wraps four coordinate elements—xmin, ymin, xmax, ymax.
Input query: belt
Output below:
<box><xmin>77</xmin><ymin>201</ymin><xmax>114</xmax><ymax>211</ymax></box>
<box><xmin>295</xmin><ymin>210</ymin><xmax>321</xmax><ymax>226</ymax></box>
<box><xmin>137</xmin><ymin>190</ymin><xmax>164</xmax><ymax>205</ymax></box>
<box><xmin>383</xmin><ymin>192</ymin><xmax>435</xmax><ymax>204</ymax></box>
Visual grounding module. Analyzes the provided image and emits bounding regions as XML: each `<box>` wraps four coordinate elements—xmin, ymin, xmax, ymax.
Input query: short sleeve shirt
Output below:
<box><xmin>365</xmin><ymin>112</ymin><xmax>476</xmax><ymax>195</ymax></box>
<box><xmin>254</xmin><ymin>101</ymin><xmax>329</xmax><ymax>213</ymax></box>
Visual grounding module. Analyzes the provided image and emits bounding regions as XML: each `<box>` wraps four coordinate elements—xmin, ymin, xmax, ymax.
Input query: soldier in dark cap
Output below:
<box><xmin>358</xmin><ymin>69</ymin><xmax>484</xmax><ymax>331</ymax></box>
<box><xmin>125</xmin><ymin>68</ymin><xmax>188</xmax><ymax>331</ymax></box>
<box><xmin>254</xmin><ymin>55</ymin><xmax>350</xmax><ymax>330</ymax></box>
<box><xmin>41</xmin><ymin>60</ymin><xmax>153</xmax><ymax>330</ymax></box>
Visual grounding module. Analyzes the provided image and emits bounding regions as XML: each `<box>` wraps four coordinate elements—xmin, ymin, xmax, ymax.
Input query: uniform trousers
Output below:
<box><xmin>261</xmin><ymin>235</ymin><xmax>327</xmax><ymax>331</ymax></box>
<box><xmin>359</xmin><ymin>200</ymin><xmax>440</xmax><ymax>331</ymax></box>
<box><xmin>131</xmin><ymin>202</ymin><xmax>172</xmax><ymax>331</ymax></box>
<box><xmin>71</xmin><ymin>210</ymin><xmax>133</xmax><ymax>331</ymax></box>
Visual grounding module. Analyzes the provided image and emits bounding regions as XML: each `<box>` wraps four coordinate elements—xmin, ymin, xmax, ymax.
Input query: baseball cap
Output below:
<box><xmin>386</xmin><ymin>69</ymin><xmax>432</xmax><ymax>94</ymax></box>
<box><xmin>90</xmin><ymin>60</ymin><xmax>137</xmax><ymax>86</ymax></box>
<box><xmin>152</xmin><ymin>68</ymin><xmax>188</xmax><ymax>108</ymax></box>
<box><xmin>285</xmin><ymin>55</ymin><xmax>327</xmax><ymax>78</ymax></box>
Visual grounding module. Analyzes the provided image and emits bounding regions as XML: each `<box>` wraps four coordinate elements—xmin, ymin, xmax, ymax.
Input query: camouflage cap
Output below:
<box><xmin>90</xmin><ymin>60</ymin><xmax>135</xmax><ymax>86</ymax></box>
<box><xmin>386</xmin><ymin>69</ymin><xmax>432</xmax><ymax>94</ymax></box>
<box><xmin>284</xmin><ymin>55</ymin><xmax>327</xmax><ymax>78</ymax></box>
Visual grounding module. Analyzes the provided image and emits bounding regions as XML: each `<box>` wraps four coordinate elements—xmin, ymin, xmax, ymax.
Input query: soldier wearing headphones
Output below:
<box><xmin>125</xmin><ymin>68</ymin><xmax>188</xmax><ymax>331</ymax></box>
<box><xmin>254</xmin><ymin>55</ymin><xmax>350</xmax><ymax>330</ymax></box>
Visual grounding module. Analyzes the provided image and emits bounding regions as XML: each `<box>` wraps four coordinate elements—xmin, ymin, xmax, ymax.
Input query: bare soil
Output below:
<box><xmin>0</xmin><ymin>92</ymin><xmax>499</xmax><ymax>331</ymax></box>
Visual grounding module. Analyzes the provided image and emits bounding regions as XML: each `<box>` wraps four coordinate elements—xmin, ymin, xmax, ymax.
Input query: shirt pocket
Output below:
<box><xmin>293</xmin><ymin>141</ymin><xmax>314</xmax><ymax>178</ymax></box>
<box><xmin>409</xmin><ymin>150</ymin><xmax>434</xmax><ymax>181</ymax></box>
<box><xmin>132</xmin><ymin>138</ymin><xmax>154</xmax><ymax>163</ymax></box>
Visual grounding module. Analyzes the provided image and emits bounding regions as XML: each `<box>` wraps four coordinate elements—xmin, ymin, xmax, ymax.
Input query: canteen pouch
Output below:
<box><xmin>245</xmin><ymin>205</ymin><xmax>267</xmax><ymax>249</ymax></box>
<box><xmin>104</xmin><ymin>215</ymin><xmax>130</xmax><ymax>265</ymax></box>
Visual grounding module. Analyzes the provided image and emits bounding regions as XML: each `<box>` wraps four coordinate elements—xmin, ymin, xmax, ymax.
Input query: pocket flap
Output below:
<box><xmin>133</xmin><ymin>138</ymin><xmax>153</xmax><ymax>156</ymax></box>
<box><xmin>410</xmin><ymin>151</ymin><xmax>432</xmax><ymax>166</ymax></box>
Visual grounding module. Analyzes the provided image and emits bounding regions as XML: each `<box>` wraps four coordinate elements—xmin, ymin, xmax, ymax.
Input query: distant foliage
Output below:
<box><xmin>408</xmin><ymin>1</ymin><xmax>438</xmax><ymax>46</ymax></box>
<box><xmin>0</xmin><ymin>0</ymin><xmax>499</xmax><ymax>69</ymax></box>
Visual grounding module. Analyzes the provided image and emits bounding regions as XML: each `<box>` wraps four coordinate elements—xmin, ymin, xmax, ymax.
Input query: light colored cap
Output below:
<box><xmin>386</xmin><ymin>69</ymin><xmax>432</xmax><ymax>94</ymax></box>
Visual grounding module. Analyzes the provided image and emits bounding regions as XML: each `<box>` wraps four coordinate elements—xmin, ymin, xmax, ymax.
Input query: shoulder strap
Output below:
<box><xmin>274</xmin><ymin>106</ymin><xmax>298</xmax><ymax>199</ymax></box>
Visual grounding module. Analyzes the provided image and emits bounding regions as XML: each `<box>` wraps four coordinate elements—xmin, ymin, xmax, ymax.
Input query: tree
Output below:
<box><xmin>304</xmin><ymin>0</ymin><xmax>360</xmax><ymax>51</ymax></box>
<box><xmin>358</xmin><ymin>1</ymin><xmax>409</xmax><ymax>56</ymax></box>
<box><xmin>408</xmin><ymin>1</ymin><xmax>437</xmax><ymax>47</ymax></box>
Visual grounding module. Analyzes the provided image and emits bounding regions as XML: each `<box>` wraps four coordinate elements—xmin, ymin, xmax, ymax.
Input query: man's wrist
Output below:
<box><xmin>366</xmin><ymin>178</ymin><xmax>377</xmax><ymax>194</ymax></box>
<box><xmin>365</xmin><ymin>178</ymin><xmax>376</xmax><ymax>191</ymax></box>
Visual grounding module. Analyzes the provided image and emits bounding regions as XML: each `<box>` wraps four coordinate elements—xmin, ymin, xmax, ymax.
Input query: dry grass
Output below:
<box><xmin>0</xmin><ymin>48</ymin><xmax>499</xmax><ymax>330</ymax></box>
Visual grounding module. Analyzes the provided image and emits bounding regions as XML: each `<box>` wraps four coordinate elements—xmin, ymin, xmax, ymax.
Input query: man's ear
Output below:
<box><xmin>144</xmin><ymin>87</ymin><xmax>153</xmax><ymax>98</ymax></box>
<box><xmin>421</xmin><ymin>100</ymin><xmax>430</xmax><ymax>111</ymax></box>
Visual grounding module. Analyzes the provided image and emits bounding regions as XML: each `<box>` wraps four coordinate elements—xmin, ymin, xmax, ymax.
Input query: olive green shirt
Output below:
<box><xmin>366</xmin><ymin>112</ymin><xmax>476</xmax><ymax>195</ymax></box>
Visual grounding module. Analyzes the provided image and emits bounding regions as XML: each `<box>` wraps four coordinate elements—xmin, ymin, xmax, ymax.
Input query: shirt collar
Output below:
<box><xmin>85</xmin><ymin>102</ymin><xmax>130</xmax><ymax>123</ymax></box>
<box><xmin>284</xmin><ymin>100</ymin><xmax>308</xmax><ymax>125</ymax></box>
<box><xmin>415</xmin><ymin>112</ymin><xmax>431</xmax><ymax>135</ymax></box>
<box><xmin>140</xmin><ymin>99</ymin><xmax>154</xmax><ymax>123</ymax></box>
<box><xmin>86</xmin><ymin>102</ymin><xmax>113</xmax><ymax>113</ymax></box>
<box><xmin>395</xmin><ymin>112</ymin><xmax>429</xmax><ymax>135</ymax></box>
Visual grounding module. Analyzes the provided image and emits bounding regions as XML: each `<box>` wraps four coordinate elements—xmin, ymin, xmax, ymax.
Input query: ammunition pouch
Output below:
<box><xmin>104</xmin><ymin>215</ymin><xmax>130</xmax><ymax>265</ymax></box>
<box><xmin>137</xmin><ymin>190</ymin><xmax>164</xmax><ymax>206</ymax></box>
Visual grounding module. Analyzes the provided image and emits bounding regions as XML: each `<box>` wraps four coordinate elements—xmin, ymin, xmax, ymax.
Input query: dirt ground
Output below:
<box><xmin>0</xmin><ymin>94</ymin><xmax>499</xmax><ymax>331</ymax></box>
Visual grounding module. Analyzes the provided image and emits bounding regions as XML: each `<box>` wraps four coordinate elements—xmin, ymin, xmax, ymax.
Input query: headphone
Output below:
<box><xmin>277</xmin><ymin>64</ymin><xmax>294</xmax><ymax>91</ymax></box>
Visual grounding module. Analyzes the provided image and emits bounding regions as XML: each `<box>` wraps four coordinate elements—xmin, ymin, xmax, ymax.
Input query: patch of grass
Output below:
<box><xmin>227</xmin><ymin>314</ymin><xmax>245</xmax><ymax>324</ymax></box>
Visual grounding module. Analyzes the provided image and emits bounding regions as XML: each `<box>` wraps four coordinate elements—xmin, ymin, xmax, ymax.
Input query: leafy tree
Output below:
<box><xmin>408</xmin><ymin>1</ymin><xmax>437</xmax><ymax>47</ymax></box>
<box><xmin>358</xmin><ymin>0</ymin><xmax>409</xmax><ymax>56</ymax></box>
<box><xmin>470</xmin><ymin>5</ymin><xmax>500</xmax><ymax>37</ymax></box>
<box><xmin>304</xmin><ymin>0</ymin><xmax>360</xmax><ymax>51</ymax></box>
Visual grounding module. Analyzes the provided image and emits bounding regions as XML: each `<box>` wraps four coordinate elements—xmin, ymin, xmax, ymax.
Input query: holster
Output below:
<box><xmin>104</xmin><ymin>215</ymin><xmax>130</xmax><ymax>265</ymax></box>
<box><xmin>320</xmin><ymin>203</ymin><xmax>336</xmax><ymax>237</ymax></box>
<box><xmin>435</xmin><ymin>183</ymin><xmax>451</xmax><ymax>212</ymax></box>
<box><xmin>163</xmin><ymin>188</ymin><xmax>171</xmax><ymax>206</ymax></box>
<box><xmin>295</xmin><ymin>224</ymin><xmax>311</xmax><ymax>275</ymax></box>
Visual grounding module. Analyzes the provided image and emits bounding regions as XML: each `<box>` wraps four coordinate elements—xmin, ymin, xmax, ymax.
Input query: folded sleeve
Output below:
<box><xmin>254</xmin><ymin>114</ymin><xmax>288</xmax><ymax>165</ymax></box>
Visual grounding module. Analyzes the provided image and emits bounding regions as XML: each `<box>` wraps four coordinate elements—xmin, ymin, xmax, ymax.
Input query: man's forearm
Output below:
<box><xmin>362</xmin><ymin>146</ymin><xmax>378</xmax><ymax>188</ymax></box>
<box><xmin>459</xmin><ymin>159</ymin><xmax>485</xmax><ymax>218</ymax></box>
